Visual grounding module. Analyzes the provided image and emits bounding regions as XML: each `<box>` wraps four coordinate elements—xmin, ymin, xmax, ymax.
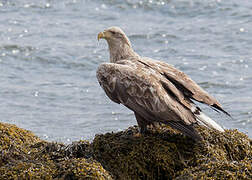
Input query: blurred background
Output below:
<box><xmin>0</xmin><ymin>0</ymin><xmax>251</xmax><ymax>143</ymax></box>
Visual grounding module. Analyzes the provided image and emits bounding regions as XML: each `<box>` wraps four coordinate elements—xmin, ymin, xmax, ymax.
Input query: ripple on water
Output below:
<box><xmin>0</xmin><ymin>44</ymin><xmax>35</xmax><ymax>52</ymax></box>
<box><xmin>0</xmin><ymin>0</ymin><xmax>252</xmax><ymax>142</ymax></box>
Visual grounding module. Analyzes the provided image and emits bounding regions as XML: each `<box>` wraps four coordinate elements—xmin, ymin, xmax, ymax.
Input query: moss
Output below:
<box><xmin>0</xmin><ymin>122</ymin><xmax>112</xmax><ymax>180</ymax></box>
<box><xmin>92</xmin><ymin>125</ymin><xmax>252</xmax><ymax>179</ymax></box>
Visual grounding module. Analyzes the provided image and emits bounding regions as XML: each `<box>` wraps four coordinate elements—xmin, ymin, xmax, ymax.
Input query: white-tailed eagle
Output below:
<box><xmin>97</xmin><ymin>27</ymin><xmax>230</xmax><ymax>141</ymax></box>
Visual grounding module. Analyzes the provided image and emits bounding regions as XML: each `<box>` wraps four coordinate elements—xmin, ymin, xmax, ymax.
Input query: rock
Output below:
<box><xmin>0</xmin><ymin>122</ymin><xmax>251</xmax><ymax>179</ymax></box>
<box><xmin>92</xmin><ymin>125</ymin><xmax>252</xmax><ymax>179</ymax></box>
<box><xmin>0</xmin><ymin>122</ymin><xmax>112</xmax><ymax>180</ymax></box>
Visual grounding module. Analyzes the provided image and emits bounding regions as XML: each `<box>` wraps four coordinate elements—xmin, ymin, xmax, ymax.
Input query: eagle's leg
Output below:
<box><xmin>134</xmin><ymin>112</ymin><xmax>149</xmax><ymax>134</ymax></box>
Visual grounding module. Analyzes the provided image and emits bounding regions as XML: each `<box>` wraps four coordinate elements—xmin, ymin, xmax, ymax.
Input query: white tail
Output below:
<box><xmin>195</xmin><ymin>111</ymin><xmax>224</xmax><ymax>132</ymax></box>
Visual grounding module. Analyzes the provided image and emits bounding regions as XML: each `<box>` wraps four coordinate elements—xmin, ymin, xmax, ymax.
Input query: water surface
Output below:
<box><xmin>0</xmin><ymin>0</ymin><xmax>251</xmax><ymax>143</ymax></box>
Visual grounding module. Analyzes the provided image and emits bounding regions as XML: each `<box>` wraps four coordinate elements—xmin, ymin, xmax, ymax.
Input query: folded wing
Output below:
<box><xmin>140</xmin><ymin>57</ymin><xmax>230</xmax><ymax>116</ymax></box>
<box><xmin>96</xmin><ymin>60</ymin><xmax>202</xmax><ymax>140</ymax></box>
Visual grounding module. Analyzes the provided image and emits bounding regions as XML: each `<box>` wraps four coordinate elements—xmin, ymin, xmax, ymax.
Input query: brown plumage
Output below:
<box><xmin>97</xmin><ymin>27</ymin><xmax>229</xmax><ymax>141</ymax></box>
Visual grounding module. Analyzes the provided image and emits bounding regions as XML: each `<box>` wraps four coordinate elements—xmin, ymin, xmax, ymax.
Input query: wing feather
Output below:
<box><xmin>139</xmin><ymin>57</ymin><xmax>230</xmax><ymax>116</ymax></box>
<box><xmin>96</xmin><ymin>61</ymin><xmax>197</xmax><ymax>126</ymax></box>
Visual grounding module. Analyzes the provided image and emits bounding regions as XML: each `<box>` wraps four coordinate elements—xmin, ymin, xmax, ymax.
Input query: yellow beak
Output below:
<box><xmin>97</xmin><ymin>32</ymin><xmax>105</xmax><ymax>41</ymax></box>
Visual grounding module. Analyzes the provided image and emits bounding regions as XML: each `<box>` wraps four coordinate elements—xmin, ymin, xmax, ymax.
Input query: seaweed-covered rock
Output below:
<box><xmin>92</xmin><ymin>125</ymin><xmax>252</xmax><ymax>179</ymax></box>
<box><xmin>0</xmin><ymin>122</ymin><xmax>112</xmax><ymax>180</ymax></box>
<box><xmin>0</xmin><ymin>122</ymin><xmax>41</xmax><ymax>164</ymax></box>
<box><xmin>176</xmin><ymin>128</ymin><xmax>252</xmax><ymax>179</ymax></box>
<box><xmin>57</xmin><ymin>158</ymin><xmax>111</xmax><ymax>179</ymax></box>
<box><xmin>1</xmin><ymin>122</ymin><xmax>251</xmax><ymax>179</ymax></box>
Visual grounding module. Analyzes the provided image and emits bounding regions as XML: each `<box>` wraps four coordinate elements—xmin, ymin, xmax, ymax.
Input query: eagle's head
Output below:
<box><xmin>98</xmin><ymin>26</ymin><xmax>138</xmax><ymax>63</ymax></box>
<box><xmin>98</xmin><ymin>26</ymin><xmax>131</xmax><ymax>48</ymax></box>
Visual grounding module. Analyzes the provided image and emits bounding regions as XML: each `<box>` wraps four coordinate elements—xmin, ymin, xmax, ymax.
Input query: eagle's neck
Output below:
<box><xmin>108</xmin><ymin>42</ymin><xmax>139</xmax><ymax>63</ymax></box>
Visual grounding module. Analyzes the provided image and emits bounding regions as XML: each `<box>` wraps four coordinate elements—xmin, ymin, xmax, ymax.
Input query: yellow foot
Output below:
<box><xmin>133</xmin><ymin>132</ymin><xmax>142</xmax><ymax>138</ymax></box>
